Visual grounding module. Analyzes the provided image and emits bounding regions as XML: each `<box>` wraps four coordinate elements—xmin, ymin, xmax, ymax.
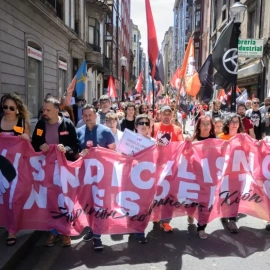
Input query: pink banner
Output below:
<box><xmin>0</xmin><ymin>135</ymin><xmax>270</xmax><ymax>236</ymax></box>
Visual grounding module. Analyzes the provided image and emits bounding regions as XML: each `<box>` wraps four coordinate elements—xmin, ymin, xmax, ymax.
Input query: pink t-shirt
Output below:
<box><xmin>45</xmin><ymin>121</ymin><xmax>60</xmax><ymax>145</ymax></box>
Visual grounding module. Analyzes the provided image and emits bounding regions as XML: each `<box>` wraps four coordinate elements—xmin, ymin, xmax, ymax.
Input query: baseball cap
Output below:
<box><xmin>161</xmin><ymin>105</ymin><xmax>172</xmax><ymax>113</ymax></box>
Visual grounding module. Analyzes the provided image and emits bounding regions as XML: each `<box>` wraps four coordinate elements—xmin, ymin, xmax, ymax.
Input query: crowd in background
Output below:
<box><xmin>1</xmin><ymin>92</ymin><xmax>270</xmax><ymax>250</ymax></box>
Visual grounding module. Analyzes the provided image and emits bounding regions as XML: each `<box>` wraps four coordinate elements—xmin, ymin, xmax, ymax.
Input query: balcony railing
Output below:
<box><xmin>40</xmin><ymin>0</ymin><xmax>63</xmax><ymax>20</ymax></box>
<box><xmin>103</xmin><ymin>55</ymin><xmax>112</xmax><ymax>71</ymax></box>
<box><xmin>87</xmin><ymin>43</ymin><xmax>101</xmax><ymax>52</ymax></box>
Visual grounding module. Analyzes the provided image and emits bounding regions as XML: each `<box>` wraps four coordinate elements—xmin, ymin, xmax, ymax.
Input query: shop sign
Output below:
<box><xmin>238</xmin><ymin>39</ymin><xmax>263</xmax><ymax>58</ymax></box>
<box><xmin>27</xmin><ymin>46</ymin><xmax>42</xmax><ymax>61</ymax></box>
<box><xmin>58</xmin><ymin>60</ymin><xmax>67</xmax><ymax>70</ymax></box>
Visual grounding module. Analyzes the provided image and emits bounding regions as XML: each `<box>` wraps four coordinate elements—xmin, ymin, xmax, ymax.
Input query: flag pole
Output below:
<box><xmin>152</xmin><ymin>76</ymin><xmax>155</xmax><ymax>113</ymax></box>
<box><xmin>173</xmin><ymin>77</ymin><xmax>184</xmax><ymax>119</ymax></box>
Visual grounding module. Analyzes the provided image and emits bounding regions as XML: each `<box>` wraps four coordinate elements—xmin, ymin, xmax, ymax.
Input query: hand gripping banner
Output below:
<box><xmin>0</xmin><ymin>135</ymin><xmax>270</xmax><ymax>235</ymax></box>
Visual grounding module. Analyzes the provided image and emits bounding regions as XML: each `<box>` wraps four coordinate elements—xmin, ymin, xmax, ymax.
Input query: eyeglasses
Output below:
<box><xmin>230</xmin><ymin>120</ymin><xmax>239</xmax><ymax>124</ymax></box>
<box><xmin>138</xmin><ymin>121</ymin><xmax>150</xmax><ymax>126</ymax></box>
<box><xmin>3</xmin><ymin>105</ymin><xmax>15</xmax><ymax>111</ymax></box>
<box><xmin>252</xmin><ymin>102</ymin><xmax>259</xmax><ymax>104</ymax></box>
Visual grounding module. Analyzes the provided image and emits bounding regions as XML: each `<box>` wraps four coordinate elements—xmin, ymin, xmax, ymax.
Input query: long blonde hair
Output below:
<box><xmin>3</xmin><ymin>93</ymin><xmax>31</xmax><ymax>124</ymax></box>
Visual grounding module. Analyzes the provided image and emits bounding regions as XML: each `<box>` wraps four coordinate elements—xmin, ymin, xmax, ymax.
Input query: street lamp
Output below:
<box><xmin>229</xmin><ymin>0</ymin><xmax>247</xmax><ymax>112</ymax></box>
<box><xmin>120</xmin><ymin>55</ymin><xmax>127</xmax><ymax>101</ymax></box>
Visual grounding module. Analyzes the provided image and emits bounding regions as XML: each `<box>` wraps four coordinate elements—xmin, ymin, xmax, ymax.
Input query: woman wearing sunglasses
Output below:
<box><xmin>131</xmin><ymin>114</ymin><xmax>156</xmax><ymax>244</ymax></box>
<box><xmin>0</xmin><ymin>93</ymin><xmax>31</xmax><ymax>246</ymax></box>
<box><xmin>190</xmin><ymin>115</ymin><xmax>217</xmax><ymax>239</ymax></box>
<box><xmin>218</xmin><ymin>113</ymin><xmax>244</xmax><ymax>234</ymax></box>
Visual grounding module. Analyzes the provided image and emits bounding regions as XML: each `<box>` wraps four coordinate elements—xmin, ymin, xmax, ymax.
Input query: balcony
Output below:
<box><xmin>86</xmin><ymin>51</ymin><xmax>103</xmax><ymax>69</ymax></box>
<box><xmin>86</xmin><ymin>0</ymin><xmax>111</xmax><ymax>22</ymax></box>
<box><xmin>87</xmin><ymin>43</ymin><xmax>101</xmax><ymax>53</ymax></box>
<box><xmin>39</xmin><ymin>0</ymin><xmax>63</xmax><ymax>19</ymax></box>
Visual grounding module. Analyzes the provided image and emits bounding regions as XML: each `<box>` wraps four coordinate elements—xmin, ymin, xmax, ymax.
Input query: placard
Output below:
<box><xmin>117</xmin><ymin>129</ymin><xmax>155</xmax><ymax>155</ymax></box>
<box><xmin>238</xmin><ymin>39</ymin><xmax>264</xmax><ymax>58</ymax></box>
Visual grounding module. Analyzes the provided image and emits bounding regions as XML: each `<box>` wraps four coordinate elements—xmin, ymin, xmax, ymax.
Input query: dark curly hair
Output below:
<box><xmin>192</xmin><ymin>115</ymin><xmax>216</xmax><ymax>141</ymax></box>
<box><xmin>222</xmin><ymin>113</ymin><xmax>244</xmax><ymax>134</ymax></box>
<box><xmin>3</xmin><ymin>93</ymin><xmax>31</xmax><ymax>123</ymax></box>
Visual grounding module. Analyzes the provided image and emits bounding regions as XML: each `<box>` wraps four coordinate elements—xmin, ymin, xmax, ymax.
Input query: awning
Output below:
<box><xmin>238</xmin><ymin>60</ymin><xmax>262</xmax><ymax>79</ymax></box>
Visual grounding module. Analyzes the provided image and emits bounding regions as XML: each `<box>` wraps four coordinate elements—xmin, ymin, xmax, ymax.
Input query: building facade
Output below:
<box><xmin>210</xmin><ymin>0</ymin><xmax>270</xmax><ymax>100</ymax></box>
<box><xmin>120</xmin><ymin>0</ymin><xmax>131</xmax><ymax>96</ymax></box>
<box><xmin>131</xmin><ymin>22</ymin><xmax>141</xmax><ymax>79</ymax></box>
<box><xmin>161</xmin><ymin>27</ymin><xmax>174</xmax><ymax>94</ymax></box>
<box><xmin>0</xmin><ymin>0</ymin><xmax>113</xmax><ymax>120</ymax></box>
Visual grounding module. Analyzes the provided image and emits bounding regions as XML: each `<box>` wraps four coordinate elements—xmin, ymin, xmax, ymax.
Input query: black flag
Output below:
<box><xmin>199</xmin><ymin>54</ymin><xmax>214</xmax><ymax>102</ymax></box>
<box><xmin>149</xmin><ymin>52</ymin><xmax>164</xmax><ymax>85</ymax></box>
<box><xmin>212</xmin><ymin>21</ymin><xmax>238</xmax><ymax>89</ymax></box>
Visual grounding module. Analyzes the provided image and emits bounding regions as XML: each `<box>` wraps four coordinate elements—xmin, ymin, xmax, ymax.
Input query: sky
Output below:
<box><xmin>131</xmin><ymin>0</ymin><xmax>175</xmax><ymax>55</ymax></box>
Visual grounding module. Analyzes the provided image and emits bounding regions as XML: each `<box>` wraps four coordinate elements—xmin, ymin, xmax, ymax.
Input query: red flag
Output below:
<box><xmin>145</xmin><ymin>0</ymin><xmax>159</xmax><ymax>78</ymax></box>
<box><xmin>170</xmin><ymin>67</ymin><xmax>181</xmax><ymax>89</ymax></box>
<box><xmin>107</xmin><ymin>76</ymin><xmax>117</xmax><ymax>98</ymax></box>
<box><xmin>135</xmin><ymin>71</ymin><xmax>143</xmax><ymax>94</ymax></box>
<box><xmin>66</xmin><ymin>76</ymin><xmax>76</xmax><ymax>104</ymax></box>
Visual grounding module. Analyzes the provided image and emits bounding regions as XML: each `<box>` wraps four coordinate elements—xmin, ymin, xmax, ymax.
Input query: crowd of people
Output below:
<box><xmin>0</xmin><ymin>92</ymin><xmax>270</xmax><ymax>250</ymax></box>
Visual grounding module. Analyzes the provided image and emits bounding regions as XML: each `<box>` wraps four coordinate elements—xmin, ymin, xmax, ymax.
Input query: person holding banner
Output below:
<box><xmin>77</xmin><ymin>104</ymin><xmax>115</xmax><ymax>250</ymax></box>
<box><xmin>152</xmin><ymin>105</ymin><xmax>184</xmax><ymax>232</ymax></box>
<box><xmin>105</xmin><ymin>112</ymin><xmax>123</xmax><ymax>148</ymax></box>
<box><xmin>130</xmin><ymin>114</ymin><xmax>156</xmax><ymax>243</ymax></box>
<box><xmin>0</xmin><ymin>93</ymin><xmax>31</xmax><ymax>246</ymax></box>
<box><xmin>218</xmin><ymin>113</ymin><xmax>244</xmax><ymax>233</ymax></box>
<box><xmin>31</xmin><ymin>97</ymin><xmax>79</xmax><ymax>247</ymax></box>
<box><xmin>191</xmin><ymin>115</ymin><xmax>217</xmax><ymax>239</ymax></box>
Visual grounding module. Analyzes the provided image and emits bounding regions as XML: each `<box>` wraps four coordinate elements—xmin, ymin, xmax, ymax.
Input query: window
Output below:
<box><xmin>222</xmin><ymin>10</ymin><xmax>226</xmax><ymax>21</ymax></box>
<box><xmin>88</xmin><ymin>17</ymin><xmax>100</xmax><ymax>51</ymax></box>
<box><xmin>223</xmin><ymin>0</ymin><xmax>226</xmax><ymax>5</ymax></box>
<box><xmin>44</xmin><ymin>0</ymin><xmax>63</xmax><ymax>20</ymax></box>
<box><xmin>58</xmin><ymin>58</ymin><xmax>67</xmax><ymax>97</ymax></box>
<box><xmin>248</xmin><ymin>10</ymin><xmax>256</xmax><ymax>38</ymax></box>
<box><xmin>196</xmin><ymin>10</ymin><xmax>201</xmax><ymax>27</ymax></box>
<box><xmin>134</xmin><ymin>34</ymin><xmax>136</xmax><ymax>42</ymax></box>
<box><xmin>27</xmin><ymin>43</ymin><xmax>42</xmax><ymax>118</ymax></box>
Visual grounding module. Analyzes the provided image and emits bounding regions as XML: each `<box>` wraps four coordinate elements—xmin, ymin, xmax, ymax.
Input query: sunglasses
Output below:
<box><xmin>138</xmin><ymin>121</ymin><xmax>150</xmax><ymax>126</ymax></box>
<box><xmin>3</xmin><ymin>105</ymin><xmax>15</xmax><ymax>111</ymax></box>
<box><xmin>252</xmin><ymin>102</ymin><xmax>259</xmax><ymax>104</ymax></box>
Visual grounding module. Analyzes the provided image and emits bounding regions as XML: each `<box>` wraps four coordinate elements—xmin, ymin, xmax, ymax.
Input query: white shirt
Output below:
<box><xmin>113</xmin><ymin>129</ymin><xmax>123</xmax><ymax>149</ymax></box>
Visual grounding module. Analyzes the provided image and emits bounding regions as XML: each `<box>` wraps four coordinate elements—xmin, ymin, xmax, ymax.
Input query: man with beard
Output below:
<box><xmin>76</xmin><ymin>104</ymin><xmax>115</xmax><ymax>250</ymax></box>
<box><xmin>205</xmin><ymin>100</ymin><xmax>225</xmax><ymax>120</ymax></box>
<box><xmin>236</xmin><ymin>104</ymin><xmax>255</xmax><ymax>139</ymax></box>
<box><xmin>32</xmin><ymin>97</ymin><xmax>79</xmax><ymax>247</ymax></box>
<box><xmin>245</xmin><ymin>98</ymin><xmax>265</xmax><ymax>140</ymax></box>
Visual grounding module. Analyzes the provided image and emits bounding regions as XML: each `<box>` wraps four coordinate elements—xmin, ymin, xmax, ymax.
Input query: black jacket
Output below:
<box><xmin>32</xmin><ymin>117</ymin><xmax>79</xmax><ymax>161</ymax></box>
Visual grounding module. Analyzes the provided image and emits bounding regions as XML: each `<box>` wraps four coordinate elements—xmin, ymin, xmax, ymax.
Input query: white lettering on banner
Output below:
<box><xmin>131</xmin><ymin>162</ymin><xmax>155</xmax><ymax>189</ymax></box>
<box><xmin>216</xmin><ymin>157</ymin><xmax>225</xmax><ymax>179</ymax></box>
<box><xmin>178</xmin><ymin>182</ymin><xmax>200</xmax><ymax>203</ymax></box>
<box><xmin>220</xmin><ymin>176</ymin><xmax>229</xmax><ymax>199</ymax></box>
<box><xmin>92</xmin><ymin>185</ymin><xmax>105</xmax><ymax>207</ymax></box>
<box><xmin>177</xmin><ymin>155</ymin><xmax>195</xmax><ymax>180</ymax></box>
<box><xmin>232</xmin><ymin>150</ymin><xmax>254</xmax><ymax>172</ymax></box>
<box><xmin>53</xmin><ymin>160</ymin><xmax>61</xmax><ymax>187</ymax></box>
<box><xmin>60</xmin><ymin>166</ymin><xmax>79</xmax><ymax>193</ymax></box>
<box><xmin>29</xmin><ymin>155</ymin><xmax>46</xmax><ymax>181</ymax></box>
<box><xmin>249</xmin><ymin>152</ymin><xmax>255</xmax><ymax>173</ymax></box>
<box><xmin>0</xmin><ymin>149</ymin><xmax>8</xmax><ymax>204</ymax></box>
<box><xmin>23</xmin><ymin>184</ymin><xmax>47</xmax><ymax>209</ymax></box>
<box><xmin>209</xmin><ymin>185</ymin><xmax>216</xmax><ymax>209</ymax></box>
<box><xmin>154</xmin><ymin>161</ymin><xmax>174</xmax><ymax>200</ymax></box>
<box><xmin>263</xmin><ymin>180</ymin><xmax>270</xmax><ymax>199</ymax></box>
<box><xmin>262</xmin><ymin>155</ymin><xmax>270</xmax><ymax>179</ymax></box>
<box><xmin>239</xmin><ymin>174</ymin><xmax>256</xmax><ymax>194</ymax></box>
<box><xmin>222</xmin><ymin>155</ymin><xmax>230</xmax><ymax>175</ymax></box>
<box><xmin>58</xmin><ymin>193</ymin><xmax>74</xmax><ymax>217</ymax></box>
<box><xmin>201</xmin><ymin>158</ymin><xmax>213</xmax><ymax>183</ymax></box>
<box><xmin>83</xmin><ymin>159</ymin><xmax>104</xmax><ymax>185</ymax></box>
<box><xmin>116</xmin><ymin>191</ymin><xmax>140</xmax><ymax>216</ymax></box>
<box><xmin>111</xmin><ymin>162</ymin><xmax>124</xmax><ymax>187</ymax></box>
<box><xmin>0</xmin><ymin>150</ymin><xmax>21</xmax><ymax>209</ymax></box>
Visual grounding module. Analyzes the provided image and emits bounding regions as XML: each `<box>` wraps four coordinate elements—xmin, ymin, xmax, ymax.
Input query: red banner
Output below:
<box><xmin>1</xmin><ymin>135</ymin><xmax>270</xmax><ymax>235</ymax></box>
